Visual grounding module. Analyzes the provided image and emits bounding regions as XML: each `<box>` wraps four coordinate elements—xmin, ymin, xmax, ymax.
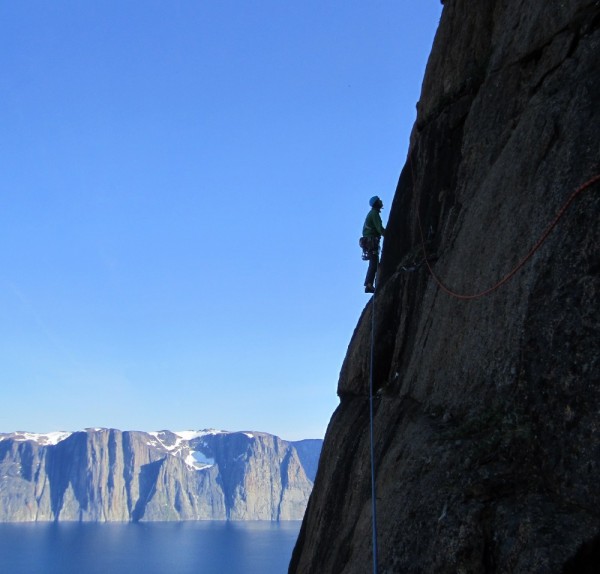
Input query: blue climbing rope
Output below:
<box><xmin>369</xmin><ymin>289</ymin><xmax>379</xmax><ymax>574</ymax></box>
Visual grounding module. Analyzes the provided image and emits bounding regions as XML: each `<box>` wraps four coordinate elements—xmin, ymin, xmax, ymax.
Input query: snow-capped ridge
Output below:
<box><xmin>0</xmin><ymin>431</ymin><xmax>72</xmax><ymax>445</ymax></box>
<box><xmin>173</xmin><ymin>429</ymin><xmax>224</xmax><ymax>440</ymax></box>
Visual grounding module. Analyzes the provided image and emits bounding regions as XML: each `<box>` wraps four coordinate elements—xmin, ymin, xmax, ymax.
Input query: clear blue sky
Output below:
<box><xmin>0</xmin><ymin>2</ymin><xmax>441</xmax><ymax>440</ymax></box>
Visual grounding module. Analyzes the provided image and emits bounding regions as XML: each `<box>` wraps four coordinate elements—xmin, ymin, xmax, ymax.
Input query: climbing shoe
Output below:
<box><xmin>365</xmin><ymin>284</ymin><xmax>375</xmax><ymax>293</ymax></box>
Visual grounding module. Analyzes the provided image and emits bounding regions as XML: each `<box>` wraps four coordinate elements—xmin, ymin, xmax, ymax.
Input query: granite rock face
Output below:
<box><xmin>291</xmin><ymin>1</ymin><xmax>600</xmax><ymax>572</ymax></box>
<box><xmin>0</xmin><ymin>429</ymin><xmax>321</xmax><ymax>522</ymax></box>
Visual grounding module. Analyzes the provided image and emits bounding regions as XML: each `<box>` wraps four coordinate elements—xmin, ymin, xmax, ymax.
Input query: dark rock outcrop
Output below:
<box><xmin>0</xmin><ymin>429</ymin><xmax>322</xmax><ymax>522</ymax></box>
<box><xmin>291</xmin><ymin>1</ymin><xmax>600</xmax><ymax>572</ymax></box>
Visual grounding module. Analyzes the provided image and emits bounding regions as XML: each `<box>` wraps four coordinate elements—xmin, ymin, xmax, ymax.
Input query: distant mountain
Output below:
<box><xmin>0</xmin><ymin>428</ymin><xmax>322</xmax><ymax>522</ymax></box>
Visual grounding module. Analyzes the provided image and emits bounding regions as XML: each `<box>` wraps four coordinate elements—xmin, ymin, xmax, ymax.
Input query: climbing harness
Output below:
<box><xmin>360</xmin><ymin>236</ymin><xmax>381</xmax><ymax>260</ymax></box>
<box><xmin>368</xmin><ymin>287</ymin><xmax>379</xmax><ymax>574</ymax></box>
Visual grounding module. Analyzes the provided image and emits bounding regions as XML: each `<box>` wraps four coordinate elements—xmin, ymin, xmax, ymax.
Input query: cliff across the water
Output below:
<box><xmin>0</xmin><ymin>429</ymin><xmax>321</xmax><ymax>522</ymax></box>
<box><xmin>291</xmin><ymin>1</ymin><xmax>600</xmax><ymax>572</ymax></box>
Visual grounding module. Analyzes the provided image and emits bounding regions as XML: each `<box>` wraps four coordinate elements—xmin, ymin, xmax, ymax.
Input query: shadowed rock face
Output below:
<box><xmin>0</xmin><ymin>429</ymin><xmax>321</xmax><ymax>522</ymax></box>
<box><xmin>291</xmin><ymin>1</ymin><xmax>600</xmax><ymax>572</ymax></box>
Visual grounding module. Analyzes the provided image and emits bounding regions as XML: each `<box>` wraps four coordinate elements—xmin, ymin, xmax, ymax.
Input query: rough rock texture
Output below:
<box><xmin>0</xmin><ymin>429</ymin><xmax>321</xmax><ymax>522</ymax></box>
<box><xmin>291</xmin><ymin>1</ymin><xmax>600</xmax><ymax>572</ymax></box>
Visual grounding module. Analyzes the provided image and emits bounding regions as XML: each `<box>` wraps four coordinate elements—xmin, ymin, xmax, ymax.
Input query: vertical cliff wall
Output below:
<box><xmin>291</xmin><ymin>1</ymin><xmax>600</xmax><ymax>572</ymax></box>
<box><xmin>0</xmin><ymin>429</ymin><xmax>320</xmax><ymax>522</ymax></box>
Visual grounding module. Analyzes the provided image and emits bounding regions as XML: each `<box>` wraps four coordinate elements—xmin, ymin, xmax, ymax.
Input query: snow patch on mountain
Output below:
<box><xmin>184</xmin><ymin>451</ymin><xmax>216</xmax><ymax>471</ymax></box>
<box><xmin>145</xmin><ymin>430</ymin><xmax>218</xmax><ymax>471</ymax></box>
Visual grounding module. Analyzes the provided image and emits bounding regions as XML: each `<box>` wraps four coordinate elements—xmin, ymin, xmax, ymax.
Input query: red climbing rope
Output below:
<box><xmin>415</xmin><ymin>172</ymin><xmax>600</xmax><ymax>301</ymax></box>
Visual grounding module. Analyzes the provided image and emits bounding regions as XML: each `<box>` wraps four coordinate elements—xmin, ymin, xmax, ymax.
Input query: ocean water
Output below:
<box><xmin>0</xmin><ymin>521</ymin><xmax>301</xmax><ymax>574</ymax></box>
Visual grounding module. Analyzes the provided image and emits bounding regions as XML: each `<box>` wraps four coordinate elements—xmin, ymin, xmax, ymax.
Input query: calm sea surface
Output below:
<box><xmin>0</xmin><ymin>521</ymin><xmax>301</xmax><ymax>574</ymax></box>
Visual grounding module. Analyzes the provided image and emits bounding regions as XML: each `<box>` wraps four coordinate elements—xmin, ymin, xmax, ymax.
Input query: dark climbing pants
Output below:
<box><xmin>365</xmin><ymin>253</ymin><xmax>379</xmax><ymax>287</ymax></box>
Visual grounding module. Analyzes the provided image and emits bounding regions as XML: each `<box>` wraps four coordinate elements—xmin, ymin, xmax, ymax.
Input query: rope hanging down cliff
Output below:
<box><xmin>368</xmin><ymin>287</ymin><xmax>379</xmax><ymax>574</ymax></box>
<box><xmin>412</xmin><ymin>169</ymin><xmax>600</xmax><ymax>300</ymax></box>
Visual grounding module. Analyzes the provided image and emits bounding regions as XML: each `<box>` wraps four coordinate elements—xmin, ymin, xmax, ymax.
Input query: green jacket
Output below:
<box><xmin>363</xmin><ymin>208</ymin><xmax>385</xmax><ymax>238</ymax></box>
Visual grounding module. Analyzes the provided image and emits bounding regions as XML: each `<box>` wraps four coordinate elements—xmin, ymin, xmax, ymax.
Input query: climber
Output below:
<box><xmin>360</xmin><ymin>196</ymin><xmax>386</xmax><ymax>293</ymax></box>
